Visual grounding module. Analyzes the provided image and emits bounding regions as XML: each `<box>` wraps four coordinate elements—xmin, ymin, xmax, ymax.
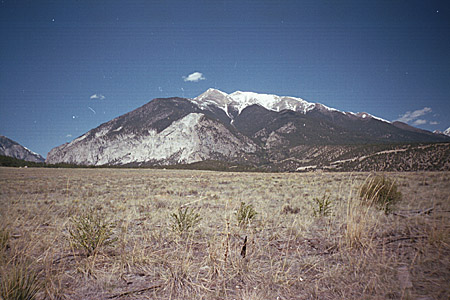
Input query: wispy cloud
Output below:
<box><xmin>66</xmin><ymin>134</ymin><xmax>72</xmax><ymax>138</ymax></box>
<box><xmin>396</xmin><ymin>107</ymin><xmax>432</xmax><ymax>124</ymax></box>
<box><xmin>413</xmin><ymin>119</ymin><xmax>427</xmax><ymax>126</ymax></box>
<box><xmin>90</xmin><ymin>93</ymin><xmax>105</xmax><ymax>100</ymax></box>
<box><xmin>183</xmin><ymin>72</ymin><xmax>205</xmax><ymax>82</ymax></box>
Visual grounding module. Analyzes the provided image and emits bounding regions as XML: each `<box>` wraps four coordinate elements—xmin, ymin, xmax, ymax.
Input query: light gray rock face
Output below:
<box><xmin>46</xmin><ymin>113</ymin><xmax>258</xmax><ymax>166</ymax></box>
<box><xmin>0</xmin><ymin>135</ymin><xmax>45</xmax><ymax>162</ymax></box>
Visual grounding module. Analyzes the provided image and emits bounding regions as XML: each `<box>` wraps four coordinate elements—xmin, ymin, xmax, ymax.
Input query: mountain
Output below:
<box><xmin>0</xmin><ymin>135</ymin><xmax>45</xmax><ymax>163</ymax></box>
<box><xmin>433</xmin><ymin>127</ymin><xmax>450</xmax><ymax>137</ymax></box>
<box><xmin>193</xmin><ymin>89</ymin><xmax>447</xmax><ymax>145</ymax></box>
<box><xmin>46</xmin><ymin>97</ymin><xmax>259</xmax><ymax>166</ymax></box>
<box><xmin>46</xmin><ymin>89</ymin><xmax>450</xmax><ymax>170</ymax></box>
<box><xmin>445</xmin><ymin>127</ymin><xmax>450</xmax><ymax>136</ymax></box>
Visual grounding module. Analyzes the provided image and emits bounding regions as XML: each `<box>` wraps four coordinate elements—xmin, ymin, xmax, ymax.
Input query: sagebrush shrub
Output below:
<box><xmin>69</xmin><ymin>209</ymin><xmax>117</xmax><ymax>256</ymax></box>
<box><xmin>360</xmin><ymin>175</ymin><xmax>402</xmax><ymax>213</ymax></box>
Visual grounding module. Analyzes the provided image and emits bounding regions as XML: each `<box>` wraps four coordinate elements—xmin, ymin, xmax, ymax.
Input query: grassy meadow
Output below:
<box><xmin>0</xmin><ymin>167</ymin><xmax>449</xmax><ymax>299</ymax></box>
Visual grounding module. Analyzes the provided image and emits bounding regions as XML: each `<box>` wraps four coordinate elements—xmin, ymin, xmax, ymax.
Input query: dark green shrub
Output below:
<box><xmin>69</xmin><ymin>209</ymin><xmax>117</xmax><ymax>256</ymax></box>
<box><xmin>170</xmin><ymin>207</ymin><xmax>202</xmax><ymax>235</ymax></box>
<box><xmin>313</xmin><ymin>195</ymin><xmax>332</xmax><ymax>217</ymax></box>
<box><xmin>236</xmin><ymin>202</ymin><xmax>257</xmax><ymax>227</ymax></box>
<box><xmin>360</xmin><ymin>175</ymin><xmax>402</xmax><ymax>213</ymax></box>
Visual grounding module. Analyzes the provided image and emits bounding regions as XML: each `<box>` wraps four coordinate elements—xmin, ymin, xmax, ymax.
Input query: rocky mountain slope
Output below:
<box><xmin>46</xmin><ymin>97</ymin><xmax>259</xmax><ymax>166</ymax></box>
<box><xmin>46</xmin><ymin>89</ymin><xmax>450</xmax><ymax>170</ymax></box>
<box><xmin>0</xmin><ymin>135</ymin><xmax>45</xmax><ymax>163</ymax></box>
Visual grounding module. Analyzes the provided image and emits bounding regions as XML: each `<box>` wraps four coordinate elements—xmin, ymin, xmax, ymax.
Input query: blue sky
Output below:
<box><xmin>1</xmin><ymin>0</ymin><xmax>449</xmax><ymax>157</ymax></box>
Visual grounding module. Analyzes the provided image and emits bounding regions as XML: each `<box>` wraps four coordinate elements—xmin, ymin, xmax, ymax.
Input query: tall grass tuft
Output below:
<box><xmin>0</xmin><ymin>227</ymin><xmax>9</xmax><ymax>251</ymax></box>
<box><xmin>343</xmin><ymin>182</ymin><xmax>379</xmax><ymax>249</ymax></box>
<box><xmin>0</xmin><ymin>264</ymin><xmax>41</xmax><ymax>300</ymax></box>
<box><xmin>68</xmin><ymin>209</ymin><xmax>117</xmax><ymax>256</ymax></box>
<box><xmin>343</xmin><ymin>196</ymin><xmax>367</xmax><ymax>249</ymax></box>
<box><xmin>360</xmin><ymin>174</ymin><xmax>401</xmax><ymax>213</ymax></box>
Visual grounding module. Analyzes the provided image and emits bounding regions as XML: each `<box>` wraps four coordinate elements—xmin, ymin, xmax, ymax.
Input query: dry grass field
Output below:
<box><xmin>0</xmin><ymin>167</ymin><xmax>449</xmax><ymax>299</ymax></box>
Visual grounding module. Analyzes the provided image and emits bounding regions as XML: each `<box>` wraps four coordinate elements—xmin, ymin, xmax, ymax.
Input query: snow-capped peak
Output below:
<box><xmin>193</xmin><ymin>88</ymin><xmax>230</xmax><ymax>110</ymax></box>
<box><xmin>227</xmin><ymin>91</ymin><xmax>315</xmax><ymax>114</ymax></box>
<box><xmin>197</xmin><ymin>88</ymin><xmax>228</xmax><ymax>100</ymax></box>
<box><xmin>192</xmin><ymin>88</ymin><xmax>332</xmax><ymax>116</ymax></box>
<box><xmin>204</xmin><ymin>88</ymin><xmax>228</xmax><ymax>96</ymax></box>
<box><xmin>444</xmin><ymin>127</ymin><xmax>450</xmax><ymax>136</ymax></box>
<box><xmin>192</xmin><ymin>89</ymin><xmax>393</xmax><ymax>124</ymax></box>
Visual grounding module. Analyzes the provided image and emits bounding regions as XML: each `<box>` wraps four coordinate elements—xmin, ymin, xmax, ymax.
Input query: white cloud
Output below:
<box><xmin>430</xmin><ymin>121</ymin><xmax>439</xmax><ymax>125</ymax></box>
<box><xmin>66</xmin><ymin>134</ymin><xmax>72</xmax><ymax>138</ymax></box>
<box><xmin>396</xmin><ymin>107</ymin><xmax>432</xmax><ymax>123</ymax></box>
<box><xmin>183</xmin><ymin>72</ymin><xmax>205</xmax><ymax>82</ymax></box>
<box><xmin>413</xmin><ymin>119</ymin><xmax>427</xmax><ymax>125</ymax></box>
<box><xmin>90</xmin><ymin>93</ymin><xmax>105</xmax><ymax>100</ymax></box>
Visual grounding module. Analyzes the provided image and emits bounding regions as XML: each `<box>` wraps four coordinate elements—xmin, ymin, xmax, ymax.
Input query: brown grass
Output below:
<box><xmin>0</xmin><ymin>167</ymin><xmax>449</xmax><ymax>299</ymax></box>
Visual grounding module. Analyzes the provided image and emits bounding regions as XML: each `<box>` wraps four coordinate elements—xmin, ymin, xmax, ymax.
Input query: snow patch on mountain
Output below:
<box><xmin>23</xmin><ymin>146</ymin><xmax>42</xmax><ymax>158</ymax></box>
<box><xmin>347</xmin><ymin>112</ymin><xmax>391</xmax><ymax>124</ymax></box>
